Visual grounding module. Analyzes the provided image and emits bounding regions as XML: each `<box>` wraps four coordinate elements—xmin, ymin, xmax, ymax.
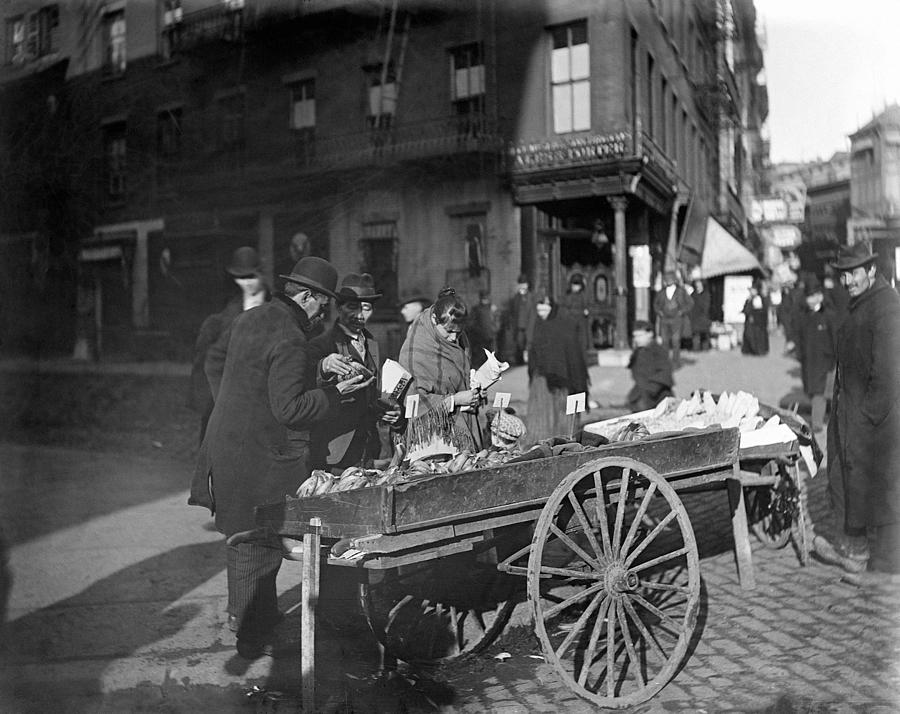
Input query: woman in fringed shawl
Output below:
<box><xmin>399</xmin><ymin>288</ymin><xmax>484</xmax><ymax>453</ymax></box>
<box><xmin>526</xmin><ymin>296</ymin><xmax>589</xmax><ymax>445</ymax></box>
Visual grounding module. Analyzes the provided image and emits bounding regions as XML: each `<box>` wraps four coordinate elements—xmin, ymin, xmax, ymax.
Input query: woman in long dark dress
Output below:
<box><xmin>526</xmin><ymin>297</ymin><xmax>589</xmax><ymax>444</ymax></box>
<box><xmin>741</xmin><ymin>281</ymin><xmax>770</xmax><ymax>355</ymax></box>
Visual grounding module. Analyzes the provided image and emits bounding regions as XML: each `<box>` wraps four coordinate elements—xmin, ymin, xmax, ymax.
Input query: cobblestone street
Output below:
<box><xmin>1</xmin><ymin>333</ymin><xmax>899</xmax><ymax>712</ymax></box>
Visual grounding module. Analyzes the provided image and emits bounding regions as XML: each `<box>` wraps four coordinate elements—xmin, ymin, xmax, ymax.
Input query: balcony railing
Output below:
<box><xmin>164</xmin><ymin>4</ymin><xmax>244</xmax><ymax>53</ymax></box>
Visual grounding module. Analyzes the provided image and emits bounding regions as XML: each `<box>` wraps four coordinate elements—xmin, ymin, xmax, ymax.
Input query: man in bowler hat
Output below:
<box><xmin>813</xmin><ymin>242</ymin><xmax>900</xmax><ymax>578</ymax></box>
<box><xmin>309</xmin><ymin>273</ymin><xmax>402</xmax><ymax>474</ymax></box>
<box><xmin>190</xmin><ymin>256</ymin><xmax>373</xmax><ymax>659</ymax></box>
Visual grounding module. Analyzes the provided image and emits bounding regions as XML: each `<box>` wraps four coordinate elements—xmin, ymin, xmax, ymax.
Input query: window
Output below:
<box><xmin>660</xmin><ymin>76</ymin><xmax>668</xmax><ymax>151</ymax></box>
<box><xmin>289</xmin><ymin>78</ymin><xmax>315</xmax><ymax>130</ymax></box>
<box><xmin>450</xmin><ymin>213</ymin><xmax>487</xmax><ymax>276</ymax></box>
<box><xmin>449</xmin><ymin>42</ymin><xmax>485</xmax><ymax>119</ymax></box>
<box><xmin>161</xmin><ymin>0</ymin><xmax>182</xmax><ymax>58</ymax></box>
<box><xmin>156</xmin><ymin>107</ymin><xmax>182</xmax><ymax>188</ymax></box>
<box><xmin>218</xmin><ymin>91</ymin><xmax>245</xmax><ymax>149</ymax></box>
<box><xmin>550</xmin><ymin>20</ymin><xmax>590</xmax><ymax>134</ymax></box>
<box><xmin>103</xmin><ymin>9</ymin><xmax>126</xmax><ymax>75</ymax></box>
<box><xmin>365</xmin><ymin>64</ymin><xmax>396</xmax><ymax>130</ymax></box>
<box><xmin>5</xmin><ymin>5</ymin><xmax>58</xmax><ymax>64</ymax></box>
<box><xmin>360</xmin><ymin>221</ymin><xmax>399</xmax><ymax>308</ymax></box>
<box><xmin>103</xmin><ymin>122</ymin><xmax>127</xmax><ymax>200</ymax></box>
<box><xmin>289</xmin><ymin>78</ymin><xmax>315</xmax><ymax>165</ymax></box>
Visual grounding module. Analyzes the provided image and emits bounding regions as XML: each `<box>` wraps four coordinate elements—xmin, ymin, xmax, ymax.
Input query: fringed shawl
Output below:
<box><xmin>399</xmin><ymin>308</ymin><xmax>481</xmax><ymax>452</ymax></box>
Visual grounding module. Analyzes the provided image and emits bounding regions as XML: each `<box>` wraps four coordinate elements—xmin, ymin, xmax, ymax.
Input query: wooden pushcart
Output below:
<box><xmin>256</xmin><ymin>424</ymin><xmax>811</xmax><ymax>709</ymax></box>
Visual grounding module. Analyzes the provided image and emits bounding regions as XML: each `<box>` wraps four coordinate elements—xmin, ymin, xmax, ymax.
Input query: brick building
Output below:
<box><xmin>0</xmin><ymin>0</ymin><xmax>767</xmax><ymax>357</ymax></box>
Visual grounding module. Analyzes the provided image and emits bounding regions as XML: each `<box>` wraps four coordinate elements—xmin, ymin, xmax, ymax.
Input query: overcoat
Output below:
<box><xmin>188</xmin><ymin>297</ymin><xmax>241</xmax><ymax>413</ymax></box>
<box><xmin>627</xmin><ymin>342</ymin><xmax>674</xmax><ymax>411</ymax></box>
<box><xmin>796</xmin><ymin>305</ymin><xmax>837</xmax><ymax>396</ymax></box>
<box><xmin>827</xmin><ymin>276</ymin><xmax>900</xmax><ymax>529</ymax></box>
<box><xmin>189</xmin><ymin>294</ymin><xmax>339</xmax><ymax>535</ymax></box>
<box><xmin>307</xmin><ymin>321</ymin><xmax>382</xmax><ymax>469</ymax></box>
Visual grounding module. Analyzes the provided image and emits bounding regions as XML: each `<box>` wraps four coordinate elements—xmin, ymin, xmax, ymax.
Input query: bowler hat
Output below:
<box><xmin>279</xmin><ymin>256</ymin><xmax>338</xmax><ymax>298</ymax></box>
<box><xmin>830</xmin><ymin>242</ymin><xmax>877</xmax><ymax>271</ymax></box>
<box><xmin>516</xmin><ymin>273</ymin><xmax>529</xmax><ymax>285</ymax></box>
<box><xmin>336</xmin><ymin>273</ymin><xmax>383</xmax><ymax>302</ymax></box>
<box><xmin>803</xmin><ymin>275</ymin><xmax>823</xmax><ymax>296</ymax></box>
<box><xmin>226</xmin><ymin>246</ymin><xmax>261</xmax><ymax>277</ymax></box>
<box><xmin>632</xmin><ymin>320</ymin><xmax>654</xmax><ymax>333</ymax></box>
<box><xmin>400</xmin><ymin>292</ymin><xmax>430</xmax><ymax>307</ymax></box>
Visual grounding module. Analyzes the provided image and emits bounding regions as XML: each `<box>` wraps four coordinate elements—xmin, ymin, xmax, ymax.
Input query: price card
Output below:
<box><xmin>405</xmin><ymin>394</ymin><xmax>420</xmax><ymax>418</ymax></box>
<box><xmin>493</xmin><ymin>392</ymin><xmax>511</xmax><ymax>409</ymax></box>
<box><xmin>566</xmin><ymin>392</ymin><xmax>586</xmax><ymax>415</ymax></box>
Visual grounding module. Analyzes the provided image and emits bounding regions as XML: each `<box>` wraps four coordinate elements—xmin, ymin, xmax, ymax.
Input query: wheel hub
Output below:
<box><xmin>604</xmin><ymin>561</ymin><xmax>639</xmax><ymax>593</ymax></box>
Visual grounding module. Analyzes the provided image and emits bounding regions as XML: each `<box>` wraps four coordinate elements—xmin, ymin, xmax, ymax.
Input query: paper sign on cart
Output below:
<box><xmin>405</xmin><ymin>394</ymin><xmax>420</xmax><ymax>418</ymax></box>
<box><xmin>566</xmin><ymin>392</ymin><xmax>586</xmax><ymax>415</ymax></box>
<box><xmin>493</xmin><ymin>392</ymin><xmax>511</xmax><ymax>408</ymax></box>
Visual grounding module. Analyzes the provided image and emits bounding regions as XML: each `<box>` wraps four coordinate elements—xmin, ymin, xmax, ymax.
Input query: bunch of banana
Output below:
<box><xmin>296</xmin><ymin>469</ymin><xmax>338</xmax><ymax>497</ymax></box>
<box><xmin>331</xmin><ymin>466</ymin><xmax>376</xmax><ymax>493</ymax></box>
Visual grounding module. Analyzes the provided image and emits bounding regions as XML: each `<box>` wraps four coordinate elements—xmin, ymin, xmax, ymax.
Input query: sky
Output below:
<box><xmin>753</xmin><ymin>0</ymin><xmax>900</xmax><ymax>164</ymax></box>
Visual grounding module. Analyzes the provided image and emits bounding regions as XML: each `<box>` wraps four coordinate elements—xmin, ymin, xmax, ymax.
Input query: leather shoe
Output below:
<box><xmin>236</xmin><ymin>635</ymin><xmax>298</xmax><ymax>660</ymax></box>
<box><xmin>813</xmin><ymin>534</ymin><xmax>868</xmax><ymax>574</ymax></box>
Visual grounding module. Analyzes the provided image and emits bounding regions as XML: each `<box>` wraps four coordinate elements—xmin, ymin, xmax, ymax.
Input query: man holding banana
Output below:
<box><xmin>189</xmin><ymin>256</ymin><xmax>372</xmax><ymax>660</ymax></box>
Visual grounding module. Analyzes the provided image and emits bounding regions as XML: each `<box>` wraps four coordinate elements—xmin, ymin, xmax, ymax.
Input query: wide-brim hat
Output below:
<box><xmin>400</xmin><ymin>292</ymin><xmax>431</xmax><ymax>307</ymax></box>
<box><xmin>279</xmin><ymin>256</ymin><xmax>338</xmax><ymax>298</ymax></box>
<box><xmin>336</xmin><ymin>272</ymin><xmax>382</xmax><ymax>302</ymax></box>
<box><xmin>226</xmin><ymin>246</ymin><xmax>261</xmax><ymax>277</ymax></box>
<box><xmin>830</xmin><ymin>242</ymin><xmax>877</xmax><ymax>271</ymax></box>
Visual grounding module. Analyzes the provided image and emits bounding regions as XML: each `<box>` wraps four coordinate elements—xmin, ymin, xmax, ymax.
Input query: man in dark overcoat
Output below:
<box><xmin>501</xmin><ymin>274</ymin><xmax>536</xmax><ymax>366</ymax></box>
<box><xmin>308</xmin><ymin>273</ymin><xmax>401</xmax><ymax>473</ymax></box>
<box><xmin>653</xmin><ymin>271</ymin><xmax>693</xmax><ymax>368</ymax></box>
<box><xmin>189</xmin><ymin>257</ymin><xmax>372</xmax><ymax>658</ymax></box>
<box><xmin>814</xmin><ymin>242</ymin><xmax>900</xmax><ymax>576</ymax></box>
<box><xmin>795</xmin><ymin>277</ymin><xmax>837</xmax><ymax>433</ymax></box>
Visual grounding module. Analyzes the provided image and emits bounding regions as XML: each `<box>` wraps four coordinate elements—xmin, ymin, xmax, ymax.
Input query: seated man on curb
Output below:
<box><xmin>626</xmin><ymin>320</ymin><xmax>675</xmax><ymax>413</ymax></box>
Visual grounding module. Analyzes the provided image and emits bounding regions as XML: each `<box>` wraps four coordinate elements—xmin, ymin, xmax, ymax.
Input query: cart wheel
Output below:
<box><xmin>746</xmin><ymin>462</ymin><xmax>796</xmax><ymax>550</ymax></box>
<box><xmin>359</xmin><ymin>549</ymin><xmax>517</xmax><ymax>664</ymax></box>
<box><xmin>790</xmin><ymin>461</ymin><xmax>810</xmax><ymax>566</ymax></box>
<box><xmin>528</xmin><ymin>456</ymin><xmax>700</xmax><ymax>709</ymax></box>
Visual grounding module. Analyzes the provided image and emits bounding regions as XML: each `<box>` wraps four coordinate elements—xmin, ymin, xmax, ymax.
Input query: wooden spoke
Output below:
<box><xmin>555</xmin><ymin>592</ymin><xmax>609</xmax><ymax>660</ymax></box>
<box><xmin>549</xmin><ymin>522</ymin><xmax>603</xmax><ymax>571</ymax></box>
<box><xmin>620</xmin><ymin>596</ymin><xmax>666</xmax><ymax>661</ymax></box>
<box><xmin>629</xmin><ymin>546</ymin><xmax>689</xmax><ymax>574</ymax></box>
<box><xmin>612</xmin><ymin>467</ymin><xmax>632</xmax><ymax>557</ymax></box>
<box><xmin>623</xmin><ymin>511</ymin><xmax>679</xmax><ymax>566</ymax></box>
<box><xmin>538</xmin><ymin>563</ymin><xmax>604</xmax><ymax>580</ymax></box>
<box><xmin>619</xmin><ymin>482</ymin><xmax>658</xmax><ymax>558</ymax></box>
<box><xmin>639</xmin><ymin>580</ymin><xmax>692</xmax><ymax>595</ymax></box>
<box><xmin>577</xmin><ymin>595</ymin><xmax>612</xmax><ymax>687</ymax></box>
<box><xmin>630</xmin><ymin>593</ymin><xmax>683</xmax><ymax>635</ymax></box>
<box><xmin>593</xmin><ymin>471</ymin><xmax>613</xmax><ymax>555</ymax></box>
<box><xmin>544</xmin><ymin>581</ymin><xmax>607</xmax><ymax>621</ymax></box>
<box><xmin>567</xmin><ymin>490</ymin><xmax>605</xmax><ymax>561</ymax></box>
<box><xmin>615</xmin><ymin>599</ymin><xmax>645</xmax><ymax>687</ymax></box>
<box><xmin>605</xmin><ymin>592</ymin><xmax>617</xmax><ymax>697</ymax></box>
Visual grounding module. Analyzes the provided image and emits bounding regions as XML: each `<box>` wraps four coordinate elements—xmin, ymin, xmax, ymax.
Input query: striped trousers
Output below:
<box><xmin>225</xmin><ymin>539</ymin><xmax>283</xmax><ymax>641</ymax></box>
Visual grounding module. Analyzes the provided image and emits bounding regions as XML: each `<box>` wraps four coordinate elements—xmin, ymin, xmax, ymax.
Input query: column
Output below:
<box><xmin>608</xmin><ymin>196</ymin><xmax>629</xmax><ymax>350</ymax></box>
<box><xmin>132</xmin><ymin>228</ymin><xmax>149</xmax><ymax>328</ymax></box>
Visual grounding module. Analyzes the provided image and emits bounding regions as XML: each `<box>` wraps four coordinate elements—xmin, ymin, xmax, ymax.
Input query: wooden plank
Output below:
<box><xmin>390</xmin><ymin>429</ymin><xmax>740</xmax><ymax>531</ymax></box>
<box><xmin>301</xmin><ymin>517</ymin><xmax>321</xmax><ymax>712</ymax></box>
<box><xmin>726</xmin><ymin>472</ymin><xmax>756</xmax><ymax>590</ymax></box>
<box><xmin>255</xmin><ymin>488</ymin><xmax>385</xmax><ymax>538</ymax></box>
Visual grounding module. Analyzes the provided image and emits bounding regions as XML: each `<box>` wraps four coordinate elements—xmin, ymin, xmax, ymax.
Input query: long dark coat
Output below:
<box><xmin>307</xmin><ymin>321</ymin><xmax>382</xmax><ymax>470</ymax></box>
<box><xmin>627</xmin><ymin>342</ymin><xmax>674</xmax><ymax>411</ymax></box>
<box><xmin>796</xmin><ymin>305</ymin><xmax>836</xmax><ymax>396</ymax></box>
<box><xmin>741</xmin><ymin>295</ymin><xmax>769</xmax><ymax>355</ymax></box>
<box><xmin>188</xmin><ymin>297</ymin><xmax>241</xmax><ymax>413</ymax></box>
<box><xmin>827</xmin><ymin>276</ymin><xmax>900</xmax><ymax>529</ymax></box>
<box><xmin>190</xmin><ymin>294</ymin><xmax>339</xmax><ymax>535</ymax></box>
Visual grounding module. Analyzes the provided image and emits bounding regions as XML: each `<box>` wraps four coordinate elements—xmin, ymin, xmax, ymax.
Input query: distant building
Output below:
<box><xmin>848</xmin><ymin>104</ymin><xmax>900</xmax><ymax>284</ymax></box>
<box><xmin>1</xmin><ymin>0</ymin><xmax>768</xmax><ymax>357</ymax></box>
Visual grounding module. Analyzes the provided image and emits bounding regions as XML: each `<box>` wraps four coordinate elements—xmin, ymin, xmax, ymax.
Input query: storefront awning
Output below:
<box><xmin>700</xmin><ymin>217</ymin><xmax>762</xmax><ymax>278</ymax></box>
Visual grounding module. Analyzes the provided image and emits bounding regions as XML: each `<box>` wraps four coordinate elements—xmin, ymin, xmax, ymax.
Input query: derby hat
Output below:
<box><xmin>400</xmin><ymin>292</ymin><xmax>431</xmax><ymax>307</ymax></box>
<box><xmin>227</xmin><ymin>246</ymin><xmax>262</xmax><ymax>277</ymax></box>
<box><xmin>336</xmin><ymin>272</ymin><xmax>383</xmax><ymax>302</ymax></box>
<box><xmin>803</xmin><ymin>275</ymin><xmax>823</xmax><ymax>296</ymax></box>
<box><xmin>831</xmin><ymin>242</ymin><xmax>877</xmax><ymax>271</ymax></box>
<box><xmin>279</xmin><ymin>256</ymin><xmax>338</xmax><ymax>298</ymax></box>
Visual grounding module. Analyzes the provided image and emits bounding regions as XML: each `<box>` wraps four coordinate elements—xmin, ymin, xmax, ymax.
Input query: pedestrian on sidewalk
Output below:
<box><xmin>189</xmin><ymin>257</ymin><xmax>373</xmax><ymax>659</ymax></box>
<box><xmin>795</xmin><ymin>276</ymin><xmax>837</xmax><ymax>434</ymax></box>
<box><xmin>188</xmin><ymin>247</ymin><xmax>269</xmax><ymax>443</ymax></box>
<box><xmin>741</xmin><ymin>280</ymin><xmax>769</xmax><ymax>356</ymax></box>
<box><xmin>814</xmin><ymin>242</ymin><xmax>900</xmax><ymax>576</ymax></box>
<box><xmin>653</xmin><ymin>271</ymin><xmax>693</xmax><ymax>368</ymax></box>
<box><xmin>525</xmin><ymin>296</ymin><xmax>588</xmax><ymax>444</ymax></box>
<box><xmin>500</xmin><ymin>274</ymin><xmax>536</xmax><ymax>366</ymax></box>
<box><xmin>689</xmin><ymin>279</ymin><xmax>712</xmax><ymax>351</ymax></box>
